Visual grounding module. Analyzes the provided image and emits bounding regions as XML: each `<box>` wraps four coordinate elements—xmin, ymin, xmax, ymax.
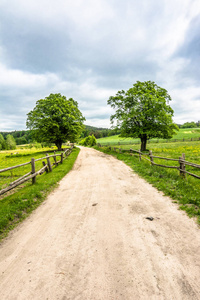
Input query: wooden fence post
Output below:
<box><xmin>149</xmin><ymin>150</ymin><xmax>154</xmax><ymax>165</ymax></box>
<box><xmin>179</xmin><ymin>153</ymin><xmax>186</xmax><ymax>178</ymax></box>
<box><xmin>65</xmin><ymin>150</ymin><xmax>68</xmax><ymax>157</ymax></box>
<box><xmin>31</xmin><ymin>158</ymin><xmax>36</xmax><ymax>184</ymax></box>
<box><xmin>61</xmin><ymin>153</ymin><xmax>63</xmax><ymax>163</ymax></box>
<box><xmin>53</xmin><ymin>151</ymin><xmax>57</xmax><ymax>166</ymax></box>
<box><xmin>42</xmin><ymin>161</ymin><xmax>48</xmax><ymax>173</ymax></box>
<box><xmin>46</xmin><ymin>154</ymin><xmax>52</xmax><ymax>172</ymax></box>
<box><xmin>139</xmin><ymin>150</ymin><xmax>141</xmax><ymax>161</ymax></box>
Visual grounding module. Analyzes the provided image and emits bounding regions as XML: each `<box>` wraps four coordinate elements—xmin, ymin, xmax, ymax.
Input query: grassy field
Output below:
<box><xmin>97</xmin><ymin>128</ymin><xmax>200</xmax><ymax>145</ymax></box>
<box><xmin>94</xmin><ymin>140</ymin><xmax>200</xmax><ymax>223</ymax></box>
<box><xmin>0</xmin><ymin>146</ymin><xmax>60</xmax><ymax>191</ymax></box>
<box><xmin>0</xmin><ymin>146</ymin><xmax>80</xmax><ymax>240</ymax></box>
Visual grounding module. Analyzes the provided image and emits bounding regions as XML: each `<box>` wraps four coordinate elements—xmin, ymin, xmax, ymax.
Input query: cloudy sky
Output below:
<box><xmin>0</xmin><ymin>0</ymin><xmax>200</xmax><ymax>131</ymax></box>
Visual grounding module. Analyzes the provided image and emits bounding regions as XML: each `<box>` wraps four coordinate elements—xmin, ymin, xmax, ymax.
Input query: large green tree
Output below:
<box><xmin>0</xmin><ymin>134</ymin><xmax>6</xmax><ymax>150</ymax></box>
<box><xmin>6</xmin><ymin>134</ymin><xmax>16</xmax><ymax>150</ymax></box>
<box><xmin>26</xmin><ymin>93</ymin><xmax>85</xmax><ymax>150</ymax></box>
<box><xmin>108</xmin><ymin>81</ymin><xmax>179</xmax><ymax>151</ymax></box>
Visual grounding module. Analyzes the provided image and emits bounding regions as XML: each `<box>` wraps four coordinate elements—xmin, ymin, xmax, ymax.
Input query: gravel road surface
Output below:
<box><xmin>0</xmin><ymin>147</ymin><xmax>200</xmax><ymax>300</ymax></box>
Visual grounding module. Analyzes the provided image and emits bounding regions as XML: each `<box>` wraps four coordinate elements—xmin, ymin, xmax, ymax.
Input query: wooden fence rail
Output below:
<box><xmin>0</xmin><ymin>145</ymin><xmax>74</xmax><ymax>196</ymax></box>
<box><xmin>0</xmin><ymin>161</ymin><xmax>31</xmax><ymax>173</ymax></box>
<box><xmin>98</xmin><ymin>144</ymin><xmax>200</xmax><ymax>180</ymax></box>
<box><xmin>130</xmin><ymin>149</ymin><xmax>200</xmax><ymax>179</ymax></box>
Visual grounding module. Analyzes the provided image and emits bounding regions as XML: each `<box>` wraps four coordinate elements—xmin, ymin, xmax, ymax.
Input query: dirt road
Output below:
<box><xmin>0</xmin><ymin>147</ymin><xmax>200</xmax><ymax>300</ymax></box>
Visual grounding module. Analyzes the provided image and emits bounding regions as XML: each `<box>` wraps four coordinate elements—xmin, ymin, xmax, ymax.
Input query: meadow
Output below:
<box><xmin>0</xmin><ymin>146</ymin><xmax>59</xmax><ymax>191</ymax></box>
<box><xmin>96</xmin><ymin>128</ymin><xmax>200</xmax><ymax>145</ymax></box>
<box><xmin>0</xmin><ymin>145</ymin><xmax>80</xmax><ymax>239</ymax></box>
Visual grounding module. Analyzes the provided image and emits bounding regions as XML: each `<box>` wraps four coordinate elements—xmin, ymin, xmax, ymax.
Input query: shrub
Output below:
<box><xmin>6</xmin><ymin>134</ymin><xmax>16</xmax><ymax>150</ymax></box>
<box><xmin>79</xmin><ymin>134</ymin><xmax>96</xmax><ymax>146</ymax></box>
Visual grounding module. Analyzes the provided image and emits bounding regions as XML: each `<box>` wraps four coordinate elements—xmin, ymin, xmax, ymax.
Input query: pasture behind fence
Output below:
<box><xmin>0</xmin><ymin>145</ymin><xmax>74</xmax><ymax>196</ymax></box>
<box><xmin>98</xmin><ymin>136</ymin><xmax>200</xmax><ymax>146</ymax></box>
<box><xmin>97</xmin><ymin>144</ymin><xmax>200</xmax><ymax>180</ymax></box>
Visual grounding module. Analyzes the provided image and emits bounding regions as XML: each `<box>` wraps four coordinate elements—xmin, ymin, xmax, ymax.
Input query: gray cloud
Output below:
<box><xmin>174</xmin><ymin>16</ymin><xmax>200</xmax><ymax>83</ymax></box>
<box><xmin>0</xmin><ymin>0</ymin><xmax>200</xmax><ymax>131</ymax></box>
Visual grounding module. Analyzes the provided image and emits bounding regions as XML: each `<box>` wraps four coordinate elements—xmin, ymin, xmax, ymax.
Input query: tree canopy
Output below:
<box><xmin>26</xmin><ymin>93</ymin><xmax>85</xmax><ymax>150</ymax></box>
<box><xmin>107</xmin><ymin>81</ymin><xmax>179</xmax><ymax>151</ymax></box>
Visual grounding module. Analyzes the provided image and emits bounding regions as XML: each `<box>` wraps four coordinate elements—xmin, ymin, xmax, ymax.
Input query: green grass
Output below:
<box><xmin>0</xmin><ymin>147</ymin><xmax>80</xmax><ymax>240</ymax></box>
<box><xmin>0</xmin><ymin>146</ymin><xmax>65</xmax><ymax>190</ymax></box>
<box><xmin>173</xmin><ymin>128</ymin><xmax>200</xmax><ymax>140</ymax></box>
<box><xmin>121</xmin><ymin>141</ymin><xmax>200</xmax><ymax>171</ymax></box>
<box><xmin>94</xmin><ymin>142</ymin><xmax>200</xmax><ymax>224</ymax></box>
<box><xmin>97</xmin><ymin>128</ymin><xmax>200</xmax><ymax>145</ymax></box>
<box><xmin>97</xmin><ymin>134</ymin><xmax>140</xmax><ymax>145</ymax></box>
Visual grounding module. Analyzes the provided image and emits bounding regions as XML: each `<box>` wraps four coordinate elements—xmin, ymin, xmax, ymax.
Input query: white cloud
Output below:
<box><xmin>0</xmin><ymin>63</ymin><xmax>58</xmax><ymax>88</ymax></box>
<box><xmin>0</xmin><ymin>0</ymin><xmax>200</xmax><ymax>130</ymax></box>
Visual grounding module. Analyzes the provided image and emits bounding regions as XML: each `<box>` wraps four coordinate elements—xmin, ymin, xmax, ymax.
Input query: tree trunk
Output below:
<box><xmin>55</xmin><ymin>141</ymin><xmax>62</xmax><ymax>151</ymax></box>
<box><xmin>140</xmin><ymin>135</ymin><xmax>147</xmax><ymax>151</ymax></box>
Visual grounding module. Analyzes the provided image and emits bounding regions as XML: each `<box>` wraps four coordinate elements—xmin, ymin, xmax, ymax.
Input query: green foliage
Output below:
<box><xmin>0</xmin><ymin>130</ymin><xmax>32</xmax><ymax>145</ymax></box>
<box><xmin>26</xmin><ymin>93</ymin><xmax>85</xmax><ymax>150</ymax></box>
<box><xmin>6</xmin><ymin>134</ymin><xmax>16</xmax><ymax>150</ymax></box>
<box><xmin>0</xmin><ymin>134</ymin><xmax>16</xmax><ymax>150</ymax></box>
<box><xmin>79</xmin><ymin>134</ymin><xmax>97</xmax><ymax>146</ymax></box>
<box><xmin>15</xmin><ymin>136</ymin><xmax>27</xmax><ymax>145</ymax></box>
<box><xmin>80</xmin><ymin>125</ymin><xmax>115</xmax><ymax>139</ymax></box>
<box><xmin>108</xmin><ymin>81</ymin><xmax>179</xmax><ymax>151</ymax></box>
<box><xmin>181</xmin><ymin>122</ymin><xmax>198</xmax><ymax>128</ymax></box>
<box><xmin>0</xmin><ymin>134</ymin><xmax>6</xmax><ymax>150</ymax></box>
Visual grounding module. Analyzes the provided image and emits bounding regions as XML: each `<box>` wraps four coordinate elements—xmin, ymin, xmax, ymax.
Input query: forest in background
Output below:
<box><xmin>0</xmin><ymin>121</ymin><xmax>199</xmax><ymax>149</ymax></box>
<box><xmin>0</xmin><ymin>125</ymin><xmax>118</xmax><ymax>149</ymax></box>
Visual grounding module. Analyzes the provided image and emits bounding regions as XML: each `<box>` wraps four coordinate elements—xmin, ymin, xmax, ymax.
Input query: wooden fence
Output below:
<box><xmin>98</xmin><ymin>144</ymin><xmax>200</xmax><ymax>180</ymax></box>
<box><xmin>0</xmin><ymin>145</ymin><xmax>74</xmax><ymax>196</ymax></box>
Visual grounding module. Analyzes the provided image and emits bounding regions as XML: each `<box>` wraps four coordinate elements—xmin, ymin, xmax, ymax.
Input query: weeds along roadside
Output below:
<box><xmin>93</xmin><ymin>144</ymin><xmax>200</xmax><ymax>224</ymax></box>
<box><xmin>0</xmin><ymin>147</ymin><xmax>80</xmax><ymax>241</ymax></box>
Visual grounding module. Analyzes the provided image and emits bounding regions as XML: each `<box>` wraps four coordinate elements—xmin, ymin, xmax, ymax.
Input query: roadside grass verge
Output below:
<box><xmin>0</xmin><ymin>147</ymin><xmax>80</xmax><ymax>241</ymax></box>
<box><xmin>94</xmin><ymin>145</ymin><xmax>200</xmax><ymax>224</ymax></box>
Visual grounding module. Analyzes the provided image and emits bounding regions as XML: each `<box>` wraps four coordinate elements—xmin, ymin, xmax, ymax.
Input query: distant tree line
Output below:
<box><xmin>179</xmin><ymin>121</ymin><xmax>200</xmax><ymax>128</ymax></box>
<box><xmin>0</xmin><ymin>120</ymin><xmax>199</xmax><ymax>150</ymax></box>
<box><xmin>0</xmin><ymin>134</ymin><xmax>16</xmax><ymax>150</ymax></box>
<box><xmin>80</xmin><ymin>126</ymin><xmax>120</xmax><ymax>139</ymax></box>
<box><xmin>0</xmin><ymin>125</ymin><xmax>115</xmax><ymax>148</ymax></box>
<box><xmin>0</xmin><ymin>130</ymin><xmax>33</xmax><ymax>146</ymax></box>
